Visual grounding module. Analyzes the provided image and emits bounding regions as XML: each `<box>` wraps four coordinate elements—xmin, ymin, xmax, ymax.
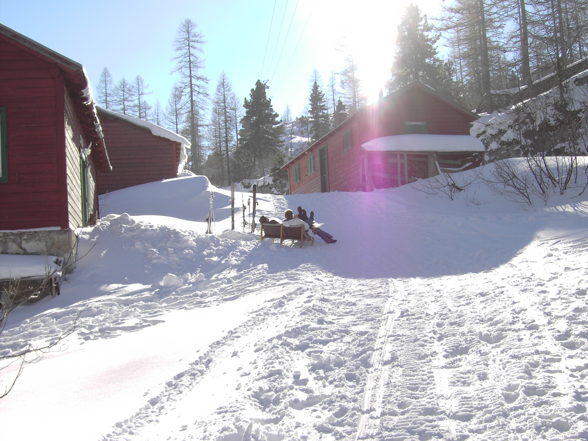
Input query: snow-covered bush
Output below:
<box><xmin>471</xmin><ymin>69</ymin><xmax>588</xmax><ymax>205</ymax></box>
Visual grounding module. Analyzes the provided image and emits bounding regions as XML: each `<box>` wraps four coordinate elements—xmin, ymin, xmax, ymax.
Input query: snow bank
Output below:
<box><xmin>472</xmin><ymin>68</ymin><xmax>588</xmax><ymax>156</ymax></box>
<box><xmin>0</xmin><ymin>254</ymin><xmax>62</xmax><ymax>279</ymax></box>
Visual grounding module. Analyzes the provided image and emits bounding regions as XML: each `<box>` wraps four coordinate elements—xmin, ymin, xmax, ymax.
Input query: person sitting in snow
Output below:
<box><xmin>259</xmin><ymin>215</ymin><xmax>280</xmax><ymax>224</ymax></box>
<box><xmin>297</xmin><ymin>206</ymin><xmax>315</xmax><ymax>226</ymax></box>
<box><xmin>286</xmin><ymin>208</ymin><xmax>337</xmax><ymax>244</ymax></box>
<box><xmin>282</xmin><ymin>209</ymin><xmax>310</xmax><ymax>229</ymax></box>
<box><xmin>297</xmin><ymin>206</ymin><xmax>337</xmax><ymax>244</ymax></box>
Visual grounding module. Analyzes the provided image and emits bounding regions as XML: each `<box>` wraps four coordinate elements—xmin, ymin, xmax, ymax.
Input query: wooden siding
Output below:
<box><xmin>64</xmin><ymin>89</ymin><xmax>89</xmax><ymax>229</ymax></box>
<box><xmin>0</xmin><ymin>37</ymin><xmax>66</xmax><ymax>229</ymax></box>
<box><xmin>96</xmin><ymin>112</ymin><xmax>181</xmax><ymax>194</ymax></box>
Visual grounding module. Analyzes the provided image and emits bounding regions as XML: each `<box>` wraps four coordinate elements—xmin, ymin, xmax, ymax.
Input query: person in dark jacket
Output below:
<box><xmin>259</xmin><ymin>215</ymin><xmax>279</xmax><ymax>224</ymax></box>
<box><xmin>296</xmin><ymin>206</ymin><xmax>337</xmax><ymax>244</ymax></box>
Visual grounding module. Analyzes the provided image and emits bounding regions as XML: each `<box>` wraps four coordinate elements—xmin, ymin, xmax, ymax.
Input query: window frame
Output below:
<box><xmin>307</xmin><ymin>152</ymin><xmax>315</xmax><ymax>175</ymax></box>
<box><xmin>293</xmin><ymin>163</ymin><xmax>301</xmax><ymax>184</ymax></box>
<box><xmin>343</xmin><ymin>128</ymin><xmax>353</xmax><ymax>152</ymax></box>
<box><xmin>404</xmin><ymin>121</ymin><xmax>428</xmax><ymax>134</ymax></box>
<box><xmin>0</xmin><ymin>107</ymin><xmax>7</xmax><ymax>183</ymax></box>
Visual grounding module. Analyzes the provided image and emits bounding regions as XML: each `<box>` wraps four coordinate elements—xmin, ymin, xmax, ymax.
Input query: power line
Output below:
<box><xmin>265</xmin><ymin>0</ymin><xmax>290</xmax><ymax>82</ymax></box>
<box><xmin>260</xmin><ymin>0</ymin><xmax>278</xmax><ymax>79</ymax></box>
<box><xmin>270</xmin><ymin>0</ymin><xmax>300</xmax><ymax>81</ymax></box>
<box><xmin>278</xmin><ymin>5</ymin><xmax>313</xmax><ymax>84</ymax></box>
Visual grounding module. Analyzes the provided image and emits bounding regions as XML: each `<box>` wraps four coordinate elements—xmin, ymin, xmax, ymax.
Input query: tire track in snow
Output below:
<box><xmin>355</xmin><ymin>280</ymin><xmax>401</xmax><ymax>440</ymax></box>
<box><xmin>101</xmin><ymin>275</ymin><xmax>311</xmax><ymax>441</ymax></box>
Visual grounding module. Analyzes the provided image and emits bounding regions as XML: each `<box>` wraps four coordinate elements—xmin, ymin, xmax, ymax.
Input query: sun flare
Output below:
<box><xmin>303</xmin><ymin>0</ymin><xmax>443</xmax><ymax>104</ymax></box>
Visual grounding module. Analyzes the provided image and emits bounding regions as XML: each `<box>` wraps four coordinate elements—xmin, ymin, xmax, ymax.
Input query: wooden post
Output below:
<box><xmin>230</xmin><ymin>183</ymin><xmax>235</xmax><ymax>231</ymax></box>
<box><xmin>251</xmin><ymin>184</ymin><xmax>257</xmax><ymax>233</ymax></box>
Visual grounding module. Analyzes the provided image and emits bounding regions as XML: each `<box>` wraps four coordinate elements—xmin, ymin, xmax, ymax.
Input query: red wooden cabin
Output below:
<box><xmin>96</xmin><ymin>108</ymin><xmax>189</xmax><ymax>195</ymax></box>
<box><xmin>0</xmin><ymin>24</ymin><xmax>111</xmax><ymax>261</ymax></box>
<box><xmin>283</xmin><ymin>83</ymin><xmax>484</xmax><ymax>194</ymax></box>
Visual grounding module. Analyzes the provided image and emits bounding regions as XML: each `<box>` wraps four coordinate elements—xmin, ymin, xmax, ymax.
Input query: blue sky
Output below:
<box><xmin>0</xmin><ymin>0</ymin><xmax>443</xmax><ymax>119</ymax></box>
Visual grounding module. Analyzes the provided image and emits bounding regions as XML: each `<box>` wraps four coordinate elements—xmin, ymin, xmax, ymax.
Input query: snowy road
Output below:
<box><xmin>1</xmin><ymin>172</ymin><xmax>587</xmax><ymax>440</ymax></box>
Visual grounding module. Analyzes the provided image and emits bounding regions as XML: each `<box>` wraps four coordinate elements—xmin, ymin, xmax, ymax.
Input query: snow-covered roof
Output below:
<box><xmin>98</xmin><ymin>108</ymin><xmax>191</xmax><ymax>173</ymax></box>
<box><xmin>98</xmin><ymin>108</ymin><xmax>191</xmax><ymax>149</ymax></box>
<box><xmin>361</xmin><ymin>134</ymin><xmax>486</xmax><ymax>153</ymax></box>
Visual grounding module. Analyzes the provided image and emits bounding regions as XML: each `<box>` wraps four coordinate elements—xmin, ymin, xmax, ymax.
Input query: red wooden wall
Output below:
<box><xmin>96</xmin><ymin>111</ymin><xmax>181</xmax><ymax>194</ymax></box>
<box><xmin>0</xmin><ymin>37</ymin><xmax>67</xmax><ymax>230</ymax></box>
<box><xmin>286</xmin><ymin>85</ymin><xmax>475</xmax><ymax>194</ymax></box>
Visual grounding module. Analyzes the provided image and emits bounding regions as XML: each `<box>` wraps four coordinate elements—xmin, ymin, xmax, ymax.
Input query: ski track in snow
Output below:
<box><xmin>100</xmin><ymin>273</ymin><xmax>390</xmax><ymax>441</ymax></box>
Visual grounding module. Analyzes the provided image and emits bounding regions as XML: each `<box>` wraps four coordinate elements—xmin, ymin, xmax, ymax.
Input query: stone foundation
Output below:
<box><xmin>0</xmin><ymin>229</ymin><xmax>78</xmax><ymax>273</ymax></box>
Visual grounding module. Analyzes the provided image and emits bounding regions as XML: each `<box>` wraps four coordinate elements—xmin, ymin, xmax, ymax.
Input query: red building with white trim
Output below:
<box><xmin>283</xmin><ymin>83</ymin><xmax>484</xmax><ymax>194</ymax></box>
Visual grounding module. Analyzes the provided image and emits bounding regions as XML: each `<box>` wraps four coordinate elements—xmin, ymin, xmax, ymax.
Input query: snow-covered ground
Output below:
<box><xmin>1</xmin><ymin>164</ymin><xmax>587</xmax><ymax>441</ymax></box>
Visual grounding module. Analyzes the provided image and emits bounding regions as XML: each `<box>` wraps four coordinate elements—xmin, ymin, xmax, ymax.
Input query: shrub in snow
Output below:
<box><xmin>159</xmin><ymin>273</ymin><xmax>183</xmax><ymax>288</ymax></box>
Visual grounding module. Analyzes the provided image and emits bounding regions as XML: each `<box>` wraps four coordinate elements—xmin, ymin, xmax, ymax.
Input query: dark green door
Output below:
<box><xmin>80</xmin><ymin>156</ymin><xmax>89</xmax><ymax>226</ymax></box>
<box><xmin>319</xmin><ymin>146</ymin><xmax>329</xmax><ymax>192</ymax></box>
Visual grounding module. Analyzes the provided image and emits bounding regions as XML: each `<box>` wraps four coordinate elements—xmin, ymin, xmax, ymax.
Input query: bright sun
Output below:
<box><xmin>304</xmin><ymin>0</ymin><xmax>443</xmax><ymax>103</ymax></box>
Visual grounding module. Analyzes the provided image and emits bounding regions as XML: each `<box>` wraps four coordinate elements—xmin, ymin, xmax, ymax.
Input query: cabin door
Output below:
<box><xmin>80</xmin><ymin>155</ymin><xmax>89</xmax><ymax>226</ymax></box>
<box><xmin>319</xmin><ymin>146</ymin><xmax>329</xmax><ymax>192</ymax></box>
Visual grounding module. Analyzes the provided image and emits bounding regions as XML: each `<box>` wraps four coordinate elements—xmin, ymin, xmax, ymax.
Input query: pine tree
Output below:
<box><xmin>205</xmin><ymin>105</ymin><xmax>225</xmax><ymax>185</ymax></box>
<box><xmin>328</xmin><ymin>72</ymin><xmax>339</xmax><ymax>119</ymax></box>
<box><xmin>165</xmin><ymin>84</ymin><xmax>186</xmax><ymax>133</ymax></box>
<box><xmin>440</xmin><ymin>0</ymin><xmax>506</xmax><ymax>108</ymax></box>
<box><xmin>333</xmin><ymin>99</ymin><xmax>348</xmax><ymax>126</ymax></box>
<box><xmin>113</xmin><ymin>78</ymin><xmax>135</xmax><ymax>115</ymax></box>
<box><xmin>235</xmin><ymin>80</ymin><xmax>283</xmax><ymax>179</ymax></box>
<box><xmin>209</xmin><ymin>72</ymin><xmax>238</xmax><ymax>185</ymax></box>
<box><xmin>97</xmin><ymin>68</ymin><xmax>113</xmax><ymax>110</ymax></box>
<box><xmin>308</xmin><ymin>80</ymin><xmax>330</xmax><ymax>142</ymax></box>
<box><xmin>391</xmin><ymin>5</ymin><xmax>439</xmax><ymax>86</ymax></box>
<box><xmin>173</xmin><ymin>18</ymin><xmax>208</xmax><ymax>173</ymax></box>
<box><xmin>151</xmin><ymin>101</ymin><xmax>164</xmax><ymax>126</ymax></box>
<box><xmin>390</xmin><ymin>4</ymin><xmax>458</xmax><ymax>97</ymax></box>
<box><xmin>340</xmin><ymin>56</ymin><xmax>365</xmax><ymax>112</ymax></box>
<box><xmin>134</xmin><ymin>75</ymin><xmax>151</xmax><ymax>120</ymax></box>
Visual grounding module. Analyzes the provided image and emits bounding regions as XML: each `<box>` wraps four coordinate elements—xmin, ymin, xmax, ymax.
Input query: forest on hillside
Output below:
<box><xmin>94</xmin><ymin>0</ymin><xmax>588</xmax><ymax>187</ymax></box>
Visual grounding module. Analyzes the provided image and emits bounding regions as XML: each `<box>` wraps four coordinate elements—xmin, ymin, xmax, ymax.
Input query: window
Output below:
<box><xmin>343</xmin><ymin>128</ymin><xmax>353</xmax><ymax>151</ymax></box>
<box><xmin>307</xmin><ymin>153</ymin><xmax>315</xmax><ymax>175</ymax></box>
<box><xmin>0</xmin><ymin>108</ymin><xmax>7</xmax><ymax>183</ymax></box>
<box><xmin>293</xmin><ymin>163</ymin><xmax>300</xmax><ymax>184</ymax></box>
<box><xmin>404</xmin><ymin>121</ymin><xmax>428</xmax><ymax>134</ymax></box>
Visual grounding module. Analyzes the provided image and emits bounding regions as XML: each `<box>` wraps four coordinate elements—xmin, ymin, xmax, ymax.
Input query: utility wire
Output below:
<box><xmin>277</xmin><ymin>5</ymin><xmax>313</xmax><ymax>87</ymax></box>
<box><xmin>270</xmin><ymin>0</ymin><xmax>300</xmax><ymax>81</ymax></box>
<box><xmin>265</xmin><ymin>0</ymin><xmax>290</xmax><ymax>82</ymax></box>
<box><xmin>260</xmin><ymin>0</ymin><xmax>278</xmax><ymax>79</ymax></box>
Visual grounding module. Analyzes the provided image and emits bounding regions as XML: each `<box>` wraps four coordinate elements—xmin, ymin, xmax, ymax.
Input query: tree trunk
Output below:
<box><xmin>518</xmin><ymin>0</ymin><xmax>533</xmax><ymax>89</ymax></box>
<box><xmin>479</xmin><ymin>0</ymin><xmax>492</xmax><ymax>97</ymax></box>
